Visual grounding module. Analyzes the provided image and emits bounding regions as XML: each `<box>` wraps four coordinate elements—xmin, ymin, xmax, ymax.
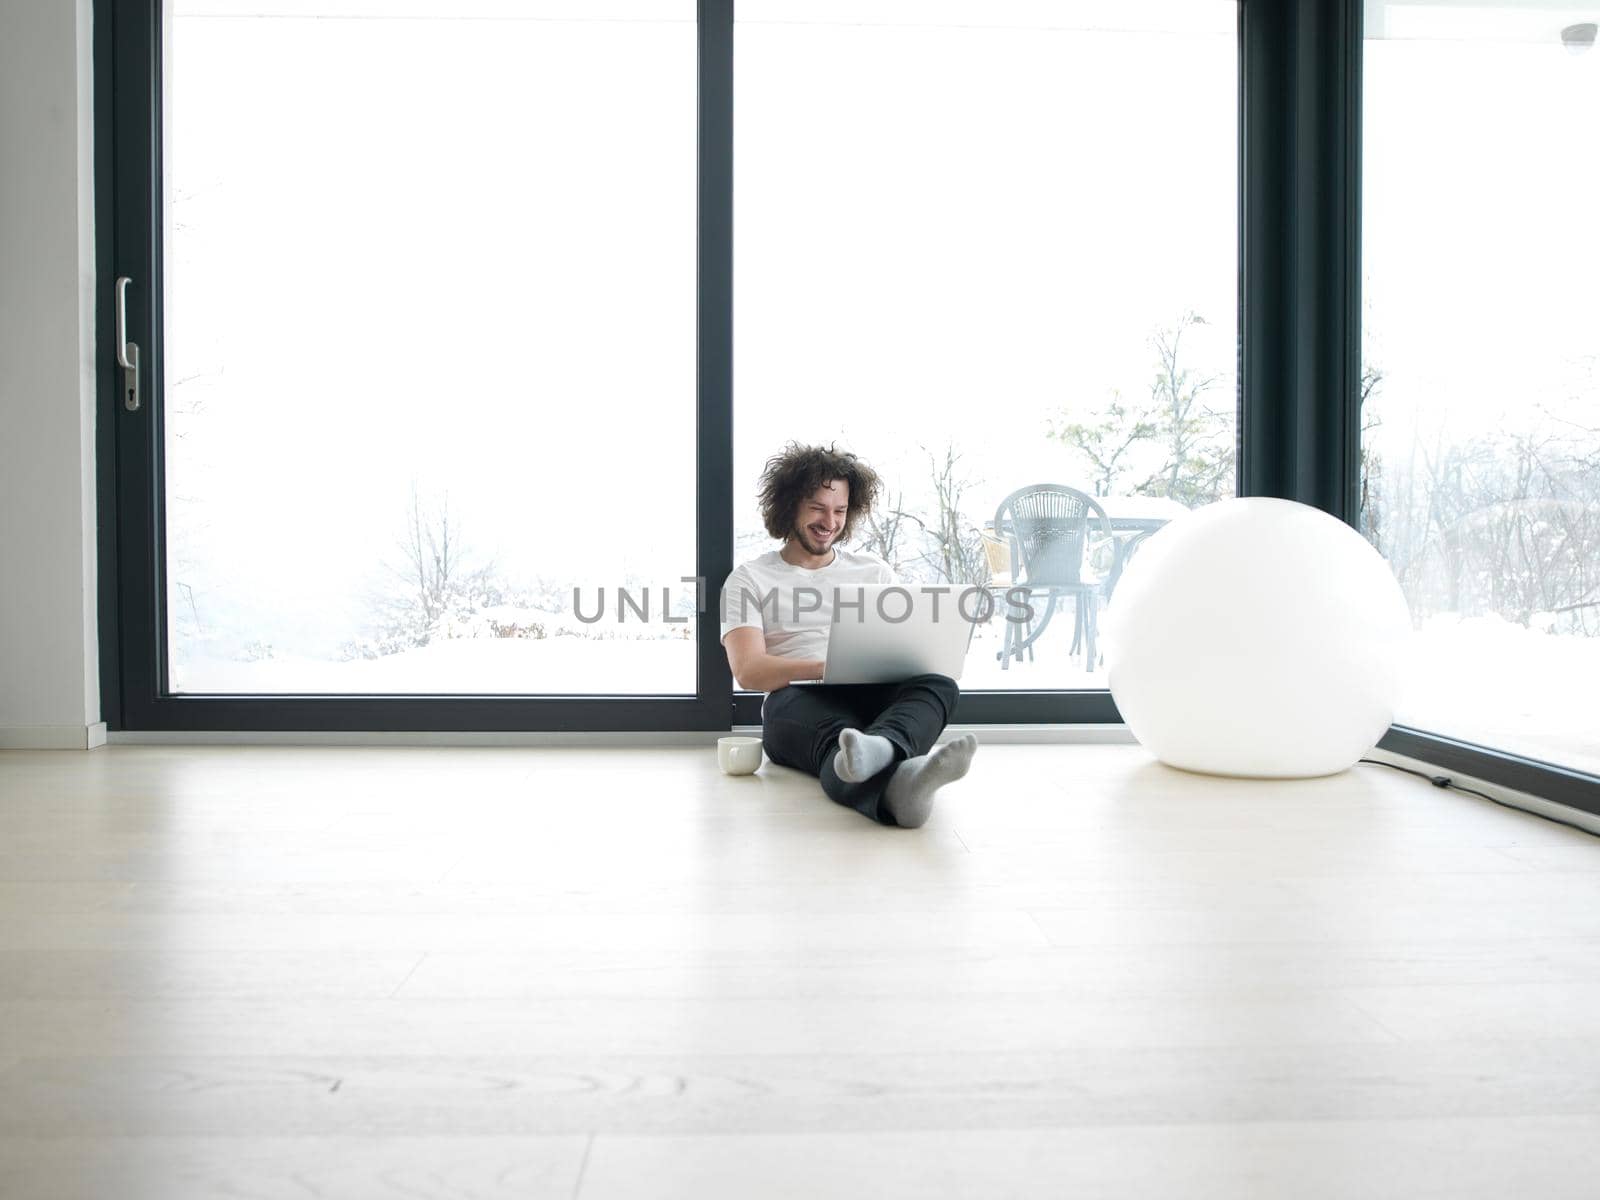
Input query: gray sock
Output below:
<box><xmin>834</xmin><ymin>728</ymin><xmax>897</xmax><ymax>783</ymax></box>
<box><xmin>838</xmin><ymin>729</ymin><xmax>902</xmax><ymax>784</ymax></box>
<box><xmin>883</xmin><ymin>734</ymin><xmax>978</xmax><ymax>829</ymax></box>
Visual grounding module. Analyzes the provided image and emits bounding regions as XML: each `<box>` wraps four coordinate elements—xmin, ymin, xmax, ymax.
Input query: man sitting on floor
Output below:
<box><xmin>720</xmin><ymin>442</ymin><xmax>978</xmax><ymax>829</ymax></box>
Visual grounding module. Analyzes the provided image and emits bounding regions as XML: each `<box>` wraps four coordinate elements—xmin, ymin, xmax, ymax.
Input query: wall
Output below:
<box><xmin>0</xmin><ymin>0</ymin><xmax>104</xmax><ymax>749</ymax></box>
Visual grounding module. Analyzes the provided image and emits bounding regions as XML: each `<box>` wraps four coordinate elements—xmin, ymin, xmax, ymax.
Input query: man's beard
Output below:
<box><xmin>795</xmin><ymin>525</ymin><xmax>836</xmax><ymax>557</ymax></box>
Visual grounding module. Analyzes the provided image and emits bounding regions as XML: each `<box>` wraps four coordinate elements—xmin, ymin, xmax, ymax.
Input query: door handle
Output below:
<box><xmin>115</xmin><ymin>276</ymin><xmax>141</xmax><ymax>412</ymax></box>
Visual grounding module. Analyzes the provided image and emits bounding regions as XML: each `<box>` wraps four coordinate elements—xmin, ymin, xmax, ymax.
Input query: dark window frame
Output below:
<box><xmin>100</xmin><ymin>0</ymin><xmax>1225</xmax><ymax>733</ymax></box>
<box><xmin>98</xmin><ymin>0</ymin><xmax>737</xmax><ymax>733</ymax></box>
<box><xmin>92</xmin><ymin>0</ymin><xmax>1600</xmax><ymax>816</ymax></box>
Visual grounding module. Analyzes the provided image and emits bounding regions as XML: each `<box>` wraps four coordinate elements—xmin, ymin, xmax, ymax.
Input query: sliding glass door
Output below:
<box><xmin>161</xmin><ymin>0</ymin><xmax>698</xmax><ymax>696</ymax></box>
<box><xmin>733</xmin><ymin>0</ymin><xmax>1239</xmax><ymax>692</ymax></box>
<box><xmin>1362</xmin><ymin>0</ymin><xmax>1600</xmax><ymax>776</ymax></box>
<box><xmin>107</xmin><ymin>0</ymin><xmax>731</xmax><ymax>730</ymax></box>
<box><xmin>103</xmin><ymin>0</ymin><xmax>1247</xmax><ymax>731</ymax></box>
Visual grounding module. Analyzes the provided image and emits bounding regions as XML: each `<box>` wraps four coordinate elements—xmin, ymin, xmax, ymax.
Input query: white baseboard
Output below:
<box><xmin>109</xmin><ymin>728</ymin><xmax>731</xmax><ymax>748</ymax></box>
<box><xmin>733</xmin><ymin>723</ymin><xmax>1140</xmax><ymax>746</ymax></box>
<box><xmin>106</xmin><ymin>724</ymin><xmax>1137</xmax><ymax>749</ymax></box>
<box><xmin>953</xmin><ymin>724</ymin><xmax>1137</xmax><ymax>745</ymax></box>
<box><xmin>0</xmin><ymin>722</ymin><xmax>108</xmax><ymax>751</ymax></box>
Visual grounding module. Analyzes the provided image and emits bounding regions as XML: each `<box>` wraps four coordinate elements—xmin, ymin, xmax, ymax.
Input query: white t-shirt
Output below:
<box><xmin>719</xmin><ymin>548</ymin><xmax>898</xmax><ymax>662</ymax></box>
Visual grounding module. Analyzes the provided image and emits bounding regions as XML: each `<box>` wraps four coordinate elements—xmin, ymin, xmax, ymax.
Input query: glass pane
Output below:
<box><xmin>733</xmin><ymin>0</ymin><xmax>1239</xmax><ymax>689</ymax></box>
<box><xmin>1362</xmin><ymin>3</ymin><xmax>1600</xmax><ymax>776</ymax></box>
<box><xmin>162</xmin><ymin>0</ymin><xmax>696</xmax><ymax>694</ymax></box>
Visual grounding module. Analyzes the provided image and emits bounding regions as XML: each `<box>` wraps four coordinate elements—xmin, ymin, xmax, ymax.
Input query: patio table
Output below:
<box><xmin>990</xmin><ymin>494</ymin><xmax>1186</xmax><ymax>588</ymax></box>
<box><xmin>987</xmin><ymin>494</ymin><xmax>1188</xmax><ymax>665</ymax></box>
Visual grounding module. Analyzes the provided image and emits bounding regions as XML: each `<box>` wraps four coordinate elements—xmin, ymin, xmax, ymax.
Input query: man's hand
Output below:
<box><xmin>723</xmin><ymin>627</ymin><xmax>823</xmax><ymax>692</ymax></box>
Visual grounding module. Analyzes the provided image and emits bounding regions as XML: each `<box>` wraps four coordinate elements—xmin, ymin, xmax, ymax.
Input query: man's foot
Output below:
<box><xmin>883</xmin><ymin>734</ymin><xmax>978</xmax><ymax>829</ymax></box>
<box><xmin>834</xmin><ymin>728</ymin><xmax>897</xmax><ymax>782</ymax></box>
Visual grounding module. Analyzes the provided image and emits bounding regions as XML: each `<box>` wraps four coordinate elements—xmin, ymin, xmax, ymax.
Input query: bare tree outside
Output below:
<box><xmin>1140</xmin><ymin>312</ymin><xmax>1232</xmax><ymax>506</ymax></box>
<box><xmin>1047</xmin><ymin>389</ymin><xmax>1157</xmax><ymax>498</ymax></box>
<box><xmin>932</xmin><ymin>444</ymin><xmax>991</xmax><ymax>585</ymax></box>
<box><xmin>1048</xmin><ymin>312</ymin><xmax>1233</xmax><ymax>506</ymax></box>
<box><xmin>855</xmin><ymin>481</ymin><xmax>912</xmax><ymax>574</ymax></box>
<box><xmin>1363</xmin><ymin>394</ymin><xmax>1600</xmax><ymax>637</ymax></box>
<box><xmin>344</xmin><ymin>484</ymin><xmax>501</xmax><ymax>659</ymax></box>
<box><xmin>1357</xmin><ymin>361</ymin><xmax>1385</xmax><ymax>547</ymax></box>
<box><xmin>845</xmin><ymin>442</ymin><xmax>989</xmax><ymax>585</ymax></box>
<box><xmin>902</xmin><ymin>443</ymin><xmax>990</xmax><ymax>586</ymax></box>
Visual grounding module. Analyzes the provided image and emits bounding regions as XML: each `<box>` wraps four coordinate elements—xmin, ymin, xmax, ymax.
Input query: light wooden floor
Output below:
<box><xmin>3</xmin><ymin>743</ymin><xmax>1600</xmax><ymax>1198</ymax></box>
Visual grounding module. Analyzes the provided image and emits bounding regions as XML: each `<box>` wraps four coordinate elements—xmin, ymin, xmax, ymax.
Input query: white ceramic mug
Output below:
<box><xmin>717</xmin><ymin>735</ymin><xmax>764</xmax><ymax>776</ymax></box>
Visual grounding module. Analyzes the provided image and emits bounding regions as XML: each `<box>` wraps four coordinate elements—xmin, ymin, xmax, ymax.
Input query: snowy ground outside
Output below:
<box><xmin>172</xmin><ymin>605</ymin><xmax>1106</xmax><ymax>696</ymax></box>
<box><xmin>1395</xmin><ymin>616</ymin><xmax>1600</xmax><ymax>779</ymax></box>
<box><xmin>174</xmin><ymin>610</ymin><xmax>1597</xmax><ymax>778</ymax></box>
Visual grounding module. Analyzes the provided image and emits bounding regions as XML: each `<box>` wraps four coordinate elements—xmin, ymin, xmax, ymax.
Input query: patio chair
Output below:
<box><xmin>992</xmin><ymin>484</ymin><xmax>1114</xmax><ymax>671</ymax></box>
<box><xmin>980</xmin><ymin>526</ymin><xmax>1040</xmax><ymax>667</ymax></box>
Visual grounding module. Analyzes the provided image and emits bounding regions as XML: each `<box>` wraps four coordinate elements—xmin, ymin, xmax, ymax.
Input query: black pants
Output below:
<box><xmin>760</xmin><ymin>673</ymin><xmax>959</xmax><ymax>827</ymax></box>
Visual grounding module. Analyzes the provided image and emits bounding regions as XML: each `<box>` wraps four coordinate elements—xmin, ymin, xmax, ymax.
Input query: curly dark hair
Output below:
<box><xmin>758</xmin><ymin>442</ymin><xmax>882</xmax><ymax>543</ymax></box>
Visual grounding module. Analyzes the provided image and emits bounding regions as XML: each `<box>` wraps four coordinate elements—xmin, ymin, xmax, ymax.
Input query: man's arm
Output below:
<box><xmin>723</xmin><ymin>626</ymin><xmax>823</xmax><ymax>692</ymax></box>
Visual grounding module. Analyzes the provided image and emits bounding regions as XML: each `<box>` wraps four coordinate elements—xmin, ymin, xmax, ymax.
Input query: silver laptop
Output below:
<box><xmin>794</xmin><ymin>584</ymin><xmax>978</xmax><ymax>685</ymax></box>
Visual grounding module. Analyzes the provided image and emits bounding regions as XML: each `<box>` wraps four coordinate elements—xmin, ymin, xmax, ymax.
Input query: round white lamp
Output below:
<box><xmin>1102</xmin><ymin>497</ymin><xmax>1411</xmax><ymax>778</ymax></box>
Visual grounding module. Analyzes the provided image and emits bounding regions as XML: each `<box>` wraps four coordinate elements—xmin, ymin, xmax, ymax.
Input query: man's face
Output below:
<box><xmin>793</xmin><ymin>480</ymin><xmax>850</xmax><ymax>556</ymax></box>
